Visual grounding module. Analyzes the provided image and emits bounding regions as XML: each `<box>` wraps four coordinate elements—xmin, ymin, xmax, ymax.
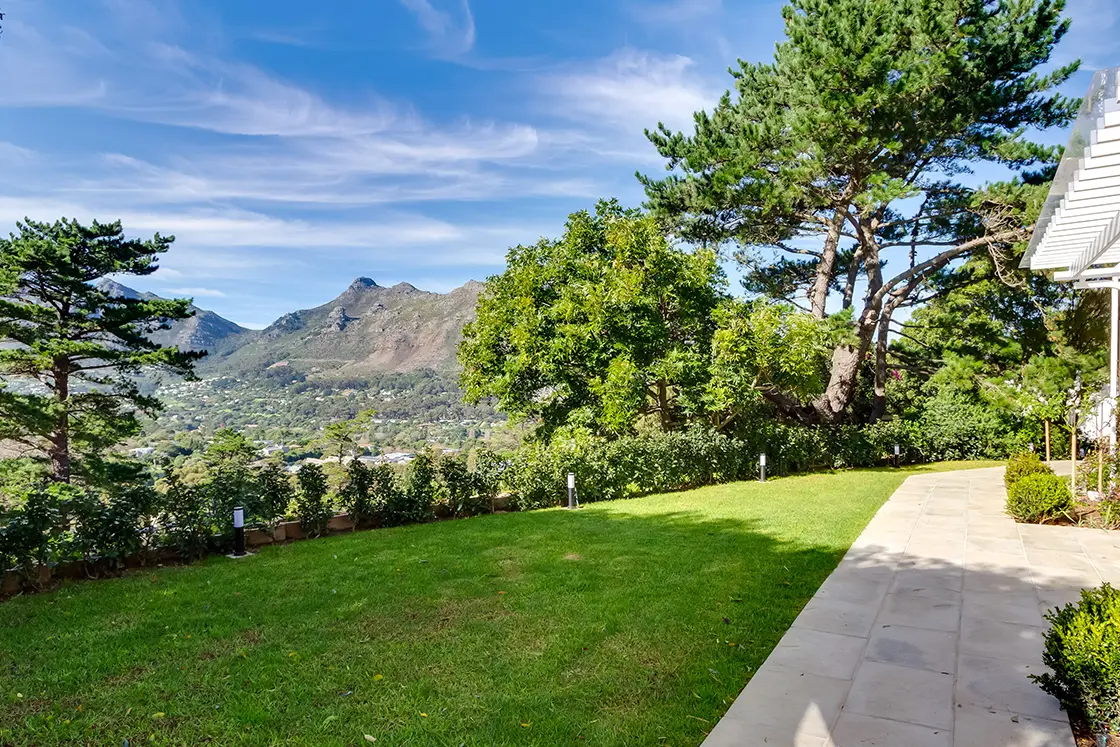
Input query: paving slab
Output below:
<box><xmin>701</xmin><ymin>466</ymin><xmax>1090</xmax><ymax>747</ymax></box>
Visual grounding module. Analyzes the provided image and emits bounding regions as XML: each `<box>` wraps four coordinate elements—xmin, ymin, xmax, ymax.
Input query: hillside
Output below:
<box><xmin>200</xmin><ymin>278</ymin><xmax>482</xmax><ymax>378</ymax></box>
<box><xmin>95</xmin><ymin>280</ymin><xmax>248</xmax><ymax>352</ymax></box>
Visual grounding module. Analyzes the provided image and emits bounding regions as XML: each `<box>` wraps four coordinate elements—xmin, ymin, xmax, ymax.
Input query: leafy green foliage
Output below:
<box><xmin>68</xmin><ymin>485</ymin><xmax>159</xmax><ymax>568</ymax></box>
<box><xmin>254</xmin><ymin>463</ymin><xmax>294</xmax><ymax>529</ymax></box>
<box><xmin>384</xmin><ymin>451</ymin><xmax>435</xmax><ymax>525</ymax></box>
<box><xmin>1006</xmin><ymin>472</ymin><xmax>1072</xmax><ymax>524</ymax></box>
<box><xmin>0</xmin><ymin>482</ymin><xmax>68</xmax><ymax>582</ymax></box>
<box><xmin>459</xmin><ymin>200</ymin><xmax>723</xmax><ymax>438</ymax></box>
<box><xmin>295</xmin><ymin>463</ymin><xmax>332</xmax><ymax>537</ymax></box>
<box><xmin>338</xmin><ymin>459</ymin><xmax>376</xmax><ymax>525</ymax></box>
<box><xmin>640</xmin><ymin>0</ymin><xmax>1077</xmax><ymax>422</ymax></box>
<box><xmin>1034</xmin><ymin>584</ymin><xmax>1120</xmax><ymax>736</ymax></box>
<box><xmin>437</xmin><ymin>453</ymin><xmax>490</xmax><ymax>517</ymax></box>
<box><xmin>0</xmin><ymin>218</ymin><xmax>202</xmax><ymax>482</ymax></box>
<box><xmin>159</xmin><ymin>468</ymin><xmax>212</xmax><ymax>561</ymax></box>
<box><xmin>1005</xmin><ymin>452</ymin><xmax>1054</xmax><ymax>490</ymax></box>
<box><xmin>320</xmin><ymin>408</ymin><xmax>376</xmax><ymax>462</ymax></box>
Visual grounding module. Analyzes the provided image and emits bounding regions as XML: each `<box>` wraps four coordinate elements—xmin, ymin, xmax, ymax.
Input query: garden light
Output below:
<box><xmin>567</xmin><ymin>472</ymin><xmax>576</xmax><ymax>509</ymax></box>
<box><xmin>759</xmin><ymin>453</ymin><xmax>767</xmax><ymax>483</ymax></box>
<box><xmin>233</xmin><ymin>506</ymin><xmax>246</xmax><ymax>557</ymax></box>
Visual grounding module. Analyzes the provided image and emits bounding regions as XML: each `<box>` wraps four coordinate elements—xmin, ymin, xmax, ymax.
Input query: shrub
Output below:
<box><xmin>339</xmin><ymin>459</ymin><xmax>376</xmax><ymax>526</ymax></box>
<box><xmin>295</xmin><ymin>463</ymin><xmax>333</xmax><ymax>537</ymax></box>
<box><xmin>70</xmin><ymin>485</ymin><xmax>160</xmax><ymax>570</ymax></box>
<box><xmin>385</xmin><ymin>452</ymin><xmax>435</xmax><ymax>525</ymax></box>
<box><xmin>1033</xmin><ymin>584</ymin><xmax>1120</xmax><ymax>737</ymax></box>
<box><xmin>0</xmin><ymin>482</ymin><xmax>69</xmax><ymax>582</ymax></box>
<box><xmin>1006</xmin><ymin>472</ymin><xmax>1072</xmax><ymax>523</ymax></box>
<box><xmin>1005</xmin><ymin>451</ymin><xmax>1053</xmax><ymax>489</ymax></box>
<box><xmin>437</xmin><ymin>454</ymin><xmax>486</xmax><ymax>517</ymax></box>
<box><xmin>160</xmin><ymin>469</ymin><xmax>213</xmax><ymax>561</ymax></box>
<box><xmin>254</xmin><ymin>463</ymin><xmax>294</xmax><ymax>528</ymax></box>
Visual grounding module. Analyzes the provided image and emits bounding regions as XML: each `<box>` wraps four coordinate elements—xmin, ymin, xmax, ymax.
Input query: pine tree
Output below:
<box><xmin>0</xmin><ymin>218</ymin><xmax>201</xmax><ymax>482</ymax></box>
<box><xmin>641</xmin><ymin>0</ymin><xmax>1079</xmax><ymax>423</ymax></box>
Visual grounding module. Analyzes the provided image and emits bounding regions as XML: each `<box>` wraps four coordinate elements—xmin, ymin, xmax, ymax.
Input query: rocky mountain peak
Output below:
<box><xmin>95</xmin><ymin>279</ymin><xmax>143</xmax><ymax>300</ymax></box>
<box><xmin>346</xmin><ymin>277</ymin><xmax>379</xmax><ymax>293</ymax></box>
<box><xmin>325</xmin><ymin>306</ymin><xmax>353</xmax><ymax>332</ymax></box>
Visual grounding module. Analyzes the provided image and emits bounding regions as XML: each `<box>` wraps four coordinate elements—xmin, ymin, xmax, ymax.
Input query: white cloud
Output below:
<box><xmin>164</xmin><ymin>286</ymin><xmax>226</xmax><ymax>297</ymax></box>
<box><xmin>398</xmin><ymin>0</ymin><xmax>475</xmax><ymax>57</ymax></box>
<box><xmin>547</xmin><ymin>48</ymin><xmax>717</xmax><ymax>133</ymax></box>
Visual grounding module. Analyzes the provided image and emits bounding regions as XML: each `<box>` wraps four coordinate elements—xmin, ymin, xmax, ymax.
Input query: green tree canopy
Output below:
<box><xmin>0</xmin><ymin>218</ymin><xmax>201</xmax><ymax>482</ymax></box>
<box><xmin>641</xmin><ymin>0</ymin><xmax>1078</xmax><ymax>424</ymax></box>
<box><xmin>459</xmin><ymin>200</ymin><xmax>725</xmax><ymax>439</ymax></box>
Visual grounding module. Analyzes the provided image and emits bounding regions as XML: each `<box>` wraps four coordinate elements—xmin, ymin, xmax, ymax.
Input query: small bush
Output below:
<box><xmin>295</xmin><ymin>463</ymin><xmax>333</xmax><ymax>537</ymax></box>
<box><xmin>384</xmin><ymin>452</ymin><xmax>435</xmax><ymax>525</ymax></box>
<box><xmin>338</xmin><ymin>460</ymin><xmax>376</xmax><ymax>526</ymax></box>
<box><xmin>1006</xmin><ymin>472</ymin><xmax>1072</xmax><ymax>523</ymax></box>
<box><xmin>254</xmin><ymin>463</ymin><xmax>294</xmax><ymax>528</ymax></box>
<box><xmin>1005</xmin><ymin>451</ymin><xmax>1052</xmax><ymax>489</ymax></box>
<box><xmin>1033</xmin><ymin>584</ymin><xmax>1120</xmax><ymax>737</ymax></box>
<box><xmin>159</xmin><ymin>469</ymin><xmax>213</xmax><ymax>561</ymax></box>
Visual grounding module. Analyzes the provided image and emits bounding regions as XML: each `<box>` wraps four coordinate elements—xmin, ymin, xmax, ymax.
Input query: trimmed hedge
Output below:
<box><xmin>1006</xmin><ymin>472</ymin><xmax>1072</xmax><ymax>523</ymax></box>
<box><xmin>1033</xmin><ymin>584</ymin><xmax>1120</xmax><ymax>737</ymax></box>
<box><xmin>1005</xmin><ymin>451</ymin><xmax>1053</xmax><ymax>489</ymax></box>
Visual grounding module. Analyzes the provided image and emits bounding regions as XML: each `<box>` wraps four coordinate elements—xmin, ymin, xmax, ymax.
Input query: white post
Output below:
<box><xmin>1111</xmin><ymin>284</ymin><xmax>1118</xmax><ymax>452</ymax></box>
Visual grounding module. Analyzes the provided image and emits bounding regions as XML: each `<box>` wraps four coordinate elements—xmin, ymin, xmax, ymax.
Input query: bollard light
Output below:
<box><xmin>567</xmin><ymin>472</ymin><xmax>576</xmax><ymax>509</ymax></box>
<box><xmin>759</xmin><ymin>453</ymin><xmax>767</xmax><ymax>483</ymax></box>
<box><xmin>233</xmin><ymin>506</ymin><xmax>246</xmax><ymax>557</ymax></box>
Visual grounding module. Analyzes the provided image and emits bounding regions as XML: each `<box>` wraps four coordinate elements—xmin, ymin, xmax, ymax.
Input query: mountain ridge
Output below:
<box><xmin>100</xmin><ymin>277</ymin><xmax>483</xmax><ymax>377</ymax></box>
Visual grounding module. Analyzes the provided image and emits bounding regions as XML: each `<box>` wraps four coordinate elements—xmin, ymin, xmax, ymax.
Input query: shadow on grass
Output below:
<box><xmin>0</xmin><ymin>482</ymin><xmax>882</xmax><ymax>747</ymax></box>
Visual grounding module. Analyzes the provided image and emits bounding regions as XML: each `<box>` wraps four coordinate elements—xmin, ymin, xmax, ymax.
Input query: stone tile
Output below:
<box><xmin>845</xmin><ymin>660</ymin><xmax>954</xmax><ymax>729</ymax></box>
<box><xmin>722</xmin><ymin>663</ymin><xmax>850</xmax><ymax>739</ymax></box>
<box><xmin>966</xmin><ymin>535</ymin><xmax>1024</xmax><ymax>555</ymax></box>
<box><xmin>830</xmin><ymin>712</ymin><xmax>951</xmax><ymax>747</ymax></box>
<box><xmin>816</xmin><ymin>573</ymin><xmax>892</xmax><ymax>607</ymax></box>
<box><xmin>866</xmin><ymin>624</ymin><xmax>957</xmax><ymax>673</ymax></box>
<box><xmin>956</xmin><ymin>654</ymin><xmax>1065</xmax><ymax>720</ymax></box>
<box><xmin>877</xmin><ymin>586</ymin><xmax>961</xmax><ymax>632</ymax></box>
<box><xmin>767</xmin><ymin>628</ymin><xmax>867</xmax><ymax>680</ymax></box>
<box><xmin>1030</xmin><ymin>563</ymin><xmax>1101</xmax><ymax>594</ymax></box>
<box><xmin>963</xmin><ymin>568</ymin><xmax>1035</xmax><ymax>595</ymax></box>
<box><xmin>961</xmin><ymin>589</ymin><xmax>1045</xmax><ymax>627</ymax></box>
<box><xmin>792</xmin><ymin>597</ymin><xmax>880</xmax><ymax>638</ymax></box>
<box><xmin>1025</xmin><ymin>547</ymin><xmax>1099</xmax><ymax>573</ymax></box>
<box><xmin>964</xmin><ymin>548</ymin><xmax>1030</xmax><ymax>572</ymax></box>
<box><xmin>960</xmin><ymin>616</ymin><xmax>1046</xmax><ymax>664</ymax></box>
<box><xmin>966</xmin><ymin>523</ymin><xmax>1023</xmax><ymax>541</ymax></box>
<box><xmin>954</xmin><ymin>706</ymin><xmax>1073</xmax><ymax>747</ymax></box>
<box><xmin>891</xmin><ymin>566</ymin><xmax>963</xmax><ymax>593</ymax></box>
<box><xmin>1018</xmin><ymin>529</ymin><xmax>1085</xmax><ymax>552</ymax></box>
<box><xmin>703</xmin><ymin>717</ymin><xmax>834</xmax><ymax>747</ymax></box>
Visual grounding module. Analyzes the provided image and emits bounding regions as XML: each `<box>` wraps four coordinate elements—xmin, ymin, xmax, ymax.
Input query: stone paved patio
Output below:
<box><xmin>703</xmin><ymin>465</ymin><xmax>1120</xmax><ymax>747</ymax></box>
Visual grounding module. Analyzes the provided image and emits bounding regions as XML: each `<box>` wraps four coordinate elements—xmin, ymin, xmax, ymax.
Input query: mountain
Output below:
<box><xmin>200</xmin><ymin>278</ymin><xmax>483</xmax><ymax>377</ymax></box>
<box><xmin>95</xmin><ymin>279</ymin><xmax>248</xmax><ymax>352</ymax></box>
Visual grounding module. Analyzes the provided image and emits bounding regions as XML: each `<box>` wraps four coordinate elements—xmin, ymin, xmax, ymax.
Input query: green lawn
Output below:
<box><xmin>0</xmin><ymin>463</ymin><xmax>995</xmax><ymax>746</ymax></box>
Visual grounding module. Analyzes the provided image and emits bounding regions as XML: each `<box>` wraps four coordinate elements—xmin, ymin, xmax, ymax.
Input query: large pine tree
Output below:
<box><xmin>0</xmin><ymin>218</ymin><xmax>201</xmax><ymax>483</ymax></box>
<box><xmin>641</xmin><ymin>0</ymin><xmax>1079</xmax><ymax>423</ymax></box>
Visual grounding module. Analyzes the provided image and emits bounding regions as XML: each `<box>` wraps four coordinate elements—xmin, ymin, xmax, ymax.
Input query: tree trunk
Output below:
<box><xmin>1044</xmin><ymin>419</ymin><xmax>1051</xmax><ymax>461</ymax></box>
<box><xmin>809</xmin><ymin>208</ymin><xmax>846</xmax><ymax>319</ymax></box>
<box><xmin>842</xmin><ymin>247</ymin><xmax>863</xmax><ymax>310</ymax></box>
<box><xmin>869</xmin><ymin>309</ymin><xmax>892</xmax><ymax>423</ymax></box>
<box><xmin>49</xmin><ymin>358</ymin><xmax>70</xmax><ymax>483</ymax></box>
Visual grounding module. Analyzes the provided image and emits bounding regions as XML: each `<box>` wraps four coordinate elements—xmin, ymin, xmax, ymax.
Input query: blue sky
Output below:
<box><xmin>1</xmin><ymin>0</ymin><xmax>1118</xmax><ymax>328</ymax></box>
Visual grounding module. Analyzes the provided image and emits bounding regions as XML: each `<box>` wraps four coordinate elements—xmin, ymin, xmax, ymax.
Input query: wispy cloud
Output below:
<box><xmin>398</xmin><ymin>0</ymin><xmax>475</xmax><ymax>57</ymax></box>
<box><xmin>165</xmin><ymin>286</ymin><xmax>225</xmax><ymax>297</ymax></box>
<box><xmin>540</xmin><ymin>48</ymin><xmax>720</xmax><ymax>161</ymax></box>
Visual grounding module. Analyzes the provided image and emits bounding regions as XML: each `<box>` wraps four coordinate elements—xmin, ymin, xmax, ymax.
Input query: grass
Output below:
<box><xmin>0</xmin><ymin>462</ymin><xmax>996</xmax><ymax>746</ymax></box>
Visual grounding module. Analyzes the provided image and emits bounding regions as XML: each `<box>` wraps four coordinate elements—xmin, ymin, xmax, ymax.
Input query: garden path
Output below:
<box><xmin>703</xmin><ymin>465</ymin><xmax>1116</xmax><ymax>747</ymax></box>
